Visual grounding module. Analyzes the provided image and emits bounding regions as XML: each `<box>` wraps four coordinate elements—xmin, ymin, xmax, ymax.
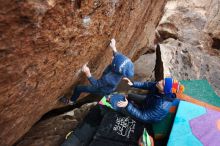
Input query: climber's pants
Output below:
<box><xmin>71</xmin><ymin>85</ymin><xmax>105</xmax><ymax>102</ymax></box>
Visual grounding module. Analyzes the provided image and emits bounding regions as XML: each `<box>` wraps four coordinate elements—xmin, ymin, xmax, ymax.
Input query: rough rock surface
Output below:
<box><xmin>15</xmin><ymin>102</ymin><xmax>97</xmax><ymax>146</ymax></box>
<box><xmin>159</xmin><ymin>39</ymin><xmax>220</xmax><ymax>91</ymax></box>
<box><xmin>156</xmin><ymin>0</ymin><xmax>220</xmax><ymax>95</ymax></box>
<box><xmin>205</xmin><ymin>0</ymin><xmax>220</xmax><ymax>40</ymax></box>
<box><xmin>0</xmin><ymin>0</ymin><xmax>167</xmax><ymax>145</ymax></box>
<box><xmin>133</xmin><ymin>52</ymin><xmax>156</xmax><ymax>82</ymax></box>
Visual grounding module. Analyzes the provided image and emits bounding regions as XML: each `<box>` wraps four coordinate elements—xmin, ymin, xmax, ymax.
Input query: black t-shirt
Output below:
<box><xmin>90</xmin><ymin>110</ymin><xmax>144</xmax><ymax>146</ymax></box>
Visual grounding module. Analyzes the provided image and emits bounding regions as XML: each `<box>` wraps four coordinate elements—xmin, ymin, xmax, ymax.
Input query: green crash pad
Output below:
<box><xmin>180</xmin><ymin>80</ymin><xmax>220</xmax><ymax>107</ymax></box>
<box><xmin>152</xmin><ymin>100</ymin><xmax>179</xmax><ymax>139</ymax></box>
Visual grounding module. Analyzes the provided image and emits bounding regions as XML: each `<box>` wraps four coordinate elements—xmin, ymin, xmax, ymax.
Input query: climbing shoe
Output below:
<box><xmin>59</xmin><ymin>96</ymin><xmax>75</xmax><ymax>105</ymax></box>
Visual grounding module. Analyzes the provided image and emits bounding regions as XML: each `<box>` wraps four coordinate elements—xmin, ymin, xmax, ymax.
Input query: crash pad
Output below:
<box><xmin>167</xmin><ymin>101</ymin><xmax>220</xmax><ymax>146</ymax></box>
<box><xmin>180</xmin><ymin>80</ymin><xmax>220</xmax><ymax>109</ymax></box>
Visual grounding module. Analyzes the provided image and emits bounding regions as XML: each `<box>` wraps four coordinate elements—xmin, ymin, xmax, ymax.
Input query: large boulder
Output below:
<box><xmin>133</xmin><ymin>52</ymin><xmax>156</xmax><ymax>82</ymax></box>
<box><xmin>205</xmin><ymin>0</ymin><xmax>220</xmax><ymax>39</ymax></box>
<box><xmin>156</xmin><ymin>0</ymin><xmax>220</xmax><ymax>96</ymax></box>
<box><xmin>0</xmin><ymin>0</ymin><xmax>167</xmax><ymax>145</ymax></box>
<box><xmin>158</xmin><ymin>39</ymin><xmax>220</xmax><ymax>90</ymax></box>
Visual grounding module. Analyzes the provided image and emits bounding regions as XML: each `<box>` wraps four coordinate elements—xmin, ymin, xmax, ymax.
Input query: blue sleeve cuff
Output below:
<box><xmin>125</xmin><ymin>102</ymin><xmax>132</xmax><ymax>111</ymax></box>
<box><xmin>132</xmin><ymin>81</ymin><xmax>138</xmax><ymax>87</ymax></box>
<box><xmin>87</xmin><ymin>76</ymin><xmax>93</xmax><ymax>80</ymax></box>
<box><xmin>87</xmin><ymin>76</ymin><xmax>96</xmax><ymax>85</ymax></box>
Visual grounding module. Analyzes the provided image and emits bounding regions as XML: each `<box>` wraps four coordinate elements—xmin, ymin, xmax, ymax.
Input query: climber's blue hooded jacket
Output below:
<box><xmin>88</xmin><ymin>52</ymin><xmax>134</xmax><ymax>94</ymax></box>
<box><xmin>125</xmin><ymin>81</ymin><xmax>178</xmax><ymax>123</ymax></box>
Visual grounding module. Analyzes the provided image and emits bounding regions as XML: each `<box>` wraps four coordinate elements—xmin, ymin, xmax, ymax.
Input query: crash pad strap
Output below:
<box><xmin>176</xmin><ymin>93</ymin><xmax>220</xmax><ymax>112</ymax></box>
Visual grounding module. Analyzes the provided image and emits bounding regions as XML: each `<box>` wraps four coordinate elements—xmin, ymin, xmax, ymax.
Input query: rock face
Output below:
<box><xmin>205</xmin><ymin>0</ymin><xmax>220</xmax><ymax>40</ymax></box>
<box><xmin>156</xmin><ymin>0</ymin><xmax>220</xmax><ymax>96</ymax></box>
<box><xmin>0</xmin><ymin>0</ymin><xmax>167</xmax><ymax>145</ymax></box>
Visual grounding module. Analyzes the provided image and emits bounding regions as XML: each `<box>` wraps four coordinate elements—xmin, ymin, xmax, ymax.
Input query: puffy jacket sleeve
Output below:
<box><xmin>125</xmin><ymin>102</ymin><xmax>168</xmax><ymax>123</ymax></box>
<box><xmin>125</xmin><ymin>103</ymin><xmax>145</xmax><ymax>121</ymax></box>
<box><xmin>102</xmin><ymin>65</ymin><xmax>112</xmax><ymax>76</ymax></box>
<box><xmin>87</xmin><ymin>76</ymin><xmax>108</xmax><ymax>88</ymax></box>
<box><xmin>113</xmin><ymin>51</ymin><xmax>120</xmax><ymax>57</ymax></box>
<box><xmin>131</xmin><ymin>81</ymin><xmax>157</xmax><ymax>90</ymax></box>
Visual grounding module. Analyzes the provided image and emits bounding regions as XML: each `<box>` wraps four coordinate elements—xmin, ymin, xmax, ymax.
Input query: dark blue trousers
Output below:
<box><xmin>71</xmin><ymin>85</ymin><xmax>106</xmax><ymax>102</ymax></box>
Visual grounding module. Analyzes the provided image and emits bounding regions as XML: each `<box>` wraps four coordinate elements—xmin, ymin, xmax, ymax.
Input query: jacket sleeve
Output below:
<box><xmin>102</xmin><ymin>65</ymin><xmax>112</xmax><ymax>76</ymax></box>
<box><xmin>113</xmin><ymin>51</ymin><xmax>120</xmax><ymax>57</ymax></box>
<box><xmin>127</xmin><ymin>93</ymin><xmax>146</xmax><ymax>104</ymax></box>
<box><xmin>87</xmin><ymin>76</ymin><xmax>108</xmax><ymax>88</ymax></box>
<box><xmin>125</xmin><ymin>102</ymin><xmax>167</xmax><ymax>123</ymax></box>
<box><xmin>131</xmin><ymin>81</ymin><xmax>156</xmax><ymax>90</ymax></box>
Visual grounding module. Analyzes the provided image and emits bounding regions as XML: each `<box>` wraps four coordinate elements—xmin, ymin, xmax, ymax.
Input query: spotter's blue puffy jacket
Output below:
<box><xmin>125</xmin><ymin>81</ymin><xmax>178</xmax><ymax>123</ymax></box>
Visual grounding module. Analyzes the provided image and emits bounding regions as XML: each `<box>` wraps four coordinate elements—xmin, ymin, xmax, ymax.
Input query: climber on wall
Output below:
<box><xmin>114</xmin><ymin>77</ymin><xmax>185</xmax><ymax>123</ymax></box>
<box><xmin>60</xmin><ymin>38</ymin><xmax>134</xmax><ymax>105</ymax></box>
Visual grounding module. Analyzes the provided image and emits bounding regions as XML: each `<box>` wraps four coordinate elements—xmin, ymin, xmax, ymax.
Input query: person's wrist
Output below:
<box><xmin>125</xmin><ymin>102</ymin><xmax>129</xmax><ymax>108</ymax></box>
<box><xmin>86</xmin><ymin>72</ymin><xmax>92</xmax><ymax>77</ymax></box>
<box><xmin>113</xmin><ymin>47</ymin><xmax>117</xmax><ymax>52</ymax></box>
